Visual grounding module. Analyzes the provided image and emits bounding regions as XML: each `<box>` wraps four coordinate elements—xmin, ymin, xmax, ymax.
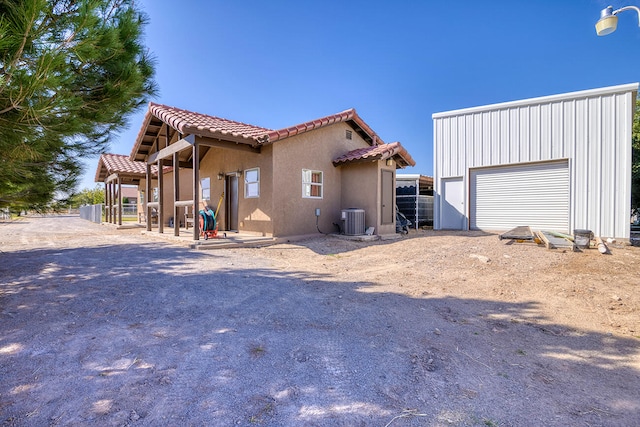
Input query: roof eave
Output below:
<box><xmin>129</xmin><ymin>105</ymin><xmax>155</xmax><ymax>161</ymax></box>
<box><xmin>94</xmin><ymin>157</ymin><xmax>105</xmax><ymax>182</ymax></box>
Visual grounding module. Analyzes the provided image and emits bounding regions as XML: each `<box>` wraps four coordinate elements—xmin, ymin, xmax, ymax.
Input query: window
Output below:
<box><xmin>245</xmin><ymin>168</ymin><xmax>260</xmax><ymax>198</ymax></box>
<box><xmin>152</xmin><ymin>187</ymin><xmax>158</xmax><ymax>202</ymax></box>
<box><xmin>345</xmin><ymin>130</ymin><xmax>352</xmax><ymax>140</ymax></box>
<box><xmin>201</xmin><ymin>177</ymin><xmax>210</xmax><ymax>201</ymax></box>
<box><xmin>302</xmin><ymin>169</ymin><xmax>323</xmax><ymax>198</ymax></box>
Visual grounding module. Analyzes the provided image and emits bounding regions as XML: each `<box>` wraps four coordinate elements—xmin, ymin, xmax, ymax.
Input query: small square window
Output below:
<box><xmin>302</xmin><ymin>169</ymin><xmax>323</xmax><ymax>199</ymax></box>
<box><xmin>245</xmin><ymin>168</ymin><xmax>260</xmax><ymax>198</ymax></box>
<box><xmin>201</xmin><ymin>177</ymin><xmax>210</xmax><ymax>201</ymax></box>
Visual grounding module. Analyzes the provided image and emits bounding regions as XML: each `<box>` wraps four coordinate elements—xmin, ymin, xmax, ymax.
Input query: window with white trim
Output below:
<box><xmin>302</xmin><ymin>169</ymin><xmax>323</xmax><ymax>198</ymax></box>
<box><xmin>201</xmin><ymin>177</ymin><xmax>210</xmax><ymax>200</ymax></box>
<box><xmin>244</xmin><ymin>168</ymin><xmax>260</xmax><ymax>198</ymax></box>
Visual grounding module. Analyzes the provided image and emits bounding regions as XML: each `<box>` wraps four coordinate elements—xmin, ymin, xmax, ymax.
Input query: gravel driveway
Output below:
<box><xmin>1</xmin><ymin>215</ymin><xmax>639</xmax><ymax>426</ymax></box>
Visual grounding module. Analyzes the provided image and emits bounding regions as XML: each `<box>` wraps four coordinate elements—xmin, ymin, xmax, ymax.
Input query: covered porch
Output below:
<box><xmin>95</xmin><ymin>153</ymin><xmax>164</xmax><ymax>226</ymax></box>
<box><xmin>130</xmin><ymin>104</ymin><xmax>265</xmax><ymax>241</ymax></box>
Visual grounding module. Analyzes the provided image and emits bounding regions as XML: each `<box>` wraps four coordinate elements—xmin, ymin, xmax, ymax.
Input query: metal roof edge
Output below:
<box><xmin>432</xmin><ymin>83</ymin><xmax>640</xmax><ymax>119</ymax></box>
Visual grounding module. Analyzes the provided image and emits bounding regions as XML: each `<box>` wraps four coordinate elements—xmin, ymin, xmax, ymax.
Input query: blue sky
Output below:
<box><xmin>80</xmin><ymin>0</ymin><xmax>640</xmax><ymax>189</ymax></box>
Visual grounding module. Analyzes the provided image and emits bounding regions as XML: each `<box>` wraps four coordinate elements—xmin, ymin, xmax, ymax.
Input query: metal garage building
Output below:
<box><xmin>432</xmin><ymin>83</ymin><xmax>638</xmax><ymax>240</ymax></box>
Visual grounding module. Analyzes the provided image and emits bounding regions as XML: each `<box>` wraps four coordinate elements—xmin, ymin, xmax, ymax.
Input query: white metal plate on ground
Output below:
<box><xmin>470</xmin><ymin>160</ymin><xmax>569</xmax><ymax>232</ymax></box>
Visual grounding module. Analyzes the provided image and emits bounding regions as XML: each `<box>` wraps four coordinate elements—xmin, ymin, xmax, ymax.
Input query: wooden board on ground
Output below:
<box><xmin>499</xmin><ymin>226</ymin><xmax>534</xmax><ymax>241</ymax></box>
<box><xmin>537</xmin><ymin>230</ymin><xmax>575</xmax><ymax>250</ymax></box>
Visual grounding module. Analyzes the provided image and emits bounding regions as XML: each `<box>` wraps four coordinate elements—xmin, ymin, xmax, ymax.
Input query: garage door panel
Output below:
<box><xmin>470</xmin><ymin>161</ymin><xmax>569</xmax><ymax>232</ymax></box>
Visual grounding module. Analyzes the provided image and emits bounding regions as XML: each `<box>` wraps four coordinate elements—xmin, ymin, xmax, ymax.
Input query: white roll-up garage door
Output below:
<box><xmin>470</xmin><ymin>160</ymin><xmax>569</xmax><ymax>232</ymax></box>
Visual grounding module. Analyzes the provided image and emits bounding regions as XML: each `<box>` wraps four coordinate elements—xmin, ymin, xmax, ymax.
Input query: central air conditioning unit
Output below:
<box><xmin>341</xmin><ymin>208</ymin><xmax>365</xmax><ymax>236</ymax></box>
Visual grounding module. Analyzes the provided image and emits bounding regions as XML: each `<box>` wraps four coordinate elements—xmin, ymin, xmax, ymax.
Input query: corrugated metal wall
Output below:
<box><xmin>432</xmin><ymin>83</ymin><xmax>638</xmax><ymax>239</ymax></box>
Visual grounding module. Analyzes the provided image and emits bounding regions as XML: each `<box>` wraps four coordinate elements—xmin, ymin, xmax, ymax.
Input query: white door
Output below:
<box><xmin>470</xmin><ymin>160</ymin><xmax>569</xmax><ymax>232</ymax></box>
<box><xmin>441</xmin><ymin>177</ymin><xmax>465</xmax><ymax>229</ymax></box>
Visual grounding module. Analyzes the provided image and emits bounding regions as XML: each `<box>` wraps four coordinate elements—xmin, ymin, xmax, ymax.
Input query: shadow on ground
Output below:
<box><xmin>1</xmin><ymin>241</ymin><xmax>638</xmax><ymax>426</ymax></box>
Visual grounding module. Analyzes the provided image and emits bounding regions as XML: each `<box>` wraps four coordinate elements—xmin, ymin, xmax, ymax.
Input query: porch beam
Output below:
<box><xmin>174</xmin><ymin>200</ymin><xmax>194</xmax><ymax>207</ymax></box>
<box><xmin>195</xmin><ymin>135</ymin><xmax>261</xmax><ymax>153</ymax></box>
<box><xmin>147</xmin><ymin>134</ymin><xmax>195</xmax><ymax>164</ymax></box>
<box><xmin>106</xmin><ymin>173</ymin><xmax>119</xmax><ymax>183</ymax></box>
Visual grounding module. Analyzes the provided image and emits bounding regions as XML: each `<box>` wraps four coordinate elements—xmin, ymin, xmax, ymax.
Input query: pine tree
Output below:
<box><xmin>0</xmin><ymin>0</ymin><xmax>157</xmax><ymax>209</ymax></box>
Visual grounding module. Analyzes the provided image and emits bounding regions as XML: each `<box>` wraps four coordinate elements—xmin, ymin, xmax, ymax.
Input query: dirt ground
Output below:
<box><xmin>1</xmin><ymin>215</ymin><xmax>639</xmax><ymax>426</ymax></box>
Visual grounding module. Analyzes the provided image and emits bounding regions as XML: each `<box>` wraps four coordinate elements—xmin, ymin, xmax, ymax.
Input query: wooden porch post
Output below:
<box><xmin>112</xmin><ymin>182</ymin><xmax>117</xmax><ymax>224</ymax></box>
<box><xmin>173</xmin><ymin>151</ymin><xmax>180</xmax><ymax>236</ymax></box>
<box><xmin>104</xmin><ymin>182</ymin><xmax>111</xmax><ymax>224</ymax></box>
<box><xmin>104</xmin><ymin>182</ymin><xmax>109</xmax><ymax>224</ymax></box>
<box><xmin>157</xmin><ymin>158</ymin><xmax>164</xmax><ymax>234</ymax></box>
<box><xmin>108</xmin><ymin>182</ymin><xmax>114</xmax><ymax>224</ymax></box>
<box><xmin>146</xmin><ymin>163</ymin><xmax>152</xmax><ymax>232</ymax></box>
<box><xmin>193</xmin><ymin>141</ymin><xmax>200</xmax><ymax>241</ymax></box>
<box><xmin>117</xmin><ymin>176</ymin><xmax>122</xmax><ymax>226</ymax></box>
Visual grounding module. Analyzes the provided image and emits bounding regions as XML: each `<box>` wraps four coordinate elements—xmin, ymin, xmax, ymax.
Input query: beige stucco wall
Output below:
<box><xmin>198</xmin><ymin>144</ymin><xmax>275</xmax><ymax>236</ymax></box>
<box><xmin>340</xmin><ymin>160</ymin><xmax>397</xmax><ymax>235</ymax></box>
<box><xmin>340</xmin><ymin>162</ymin><xmax>379</xmax><ymax>232</ymax></box>
<box><xmin>271</xmin><ymin>123</ymin><xmax>372</xmax><ymax>237</ymax></box>
<box><xmin>197</xmin><ymin>122</ymin><xmax>381</xmax><ymax>238</ymax></box>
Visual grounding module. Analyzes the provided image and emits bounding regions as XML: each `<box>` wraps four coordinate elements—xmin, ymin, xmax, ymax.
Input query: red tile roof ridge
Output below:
<box><xmin>148</xmin><ymin>102</ymin><xmax>273</xmax><ymax>138</ymax></box>
<box><xmin>96</xmin><ymin>153</ymin><xmax>167</xmax><ymax>182</ymax></box>
<box><xmin>260</xmin><ymin>108</ymin><xmax>383</xmax><ymax>145</ymax></box>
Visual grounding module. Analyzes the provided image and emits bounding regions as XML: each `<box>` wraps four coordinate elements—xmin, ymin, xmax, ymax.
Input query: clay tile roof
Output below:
<box><xmin>332</xmin><ymin>141</ymin><xmax>416</xmax><ymax>168</ymax></box>
<box><xmin>130</xmin><ymin>103</ymin><xmax>387</xmax><ymax>160</ymax></box>
<box><xmin>94</xmin><ymin>153</ymin><xmax>166</xmax><ymax>183</ymax></box>
<box><xmin>149</xmin><ymin>103</ymin><xmax>273</xmax><ymax>141</ymax></box>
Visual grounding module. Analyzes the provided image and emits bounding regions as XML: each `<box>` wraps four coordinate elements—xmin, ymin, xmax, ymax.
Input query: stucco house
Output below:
<box><xmin>432</xmin><ymin>83</ymin><xmax>638</xmax><ymax>240</ymax></box>
<box><xmin>119</xmin><ymin>102</ymin><xmax>414</xmax><ymax>240</ymax></box>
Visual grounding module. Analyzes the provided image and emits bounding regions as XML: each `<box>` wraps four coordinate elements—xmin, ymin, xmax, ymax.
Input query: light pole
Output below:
<box><xmin>595</xmin><ymin>5</ymin><xmax>640</xmax><ymax>35</ymax></box>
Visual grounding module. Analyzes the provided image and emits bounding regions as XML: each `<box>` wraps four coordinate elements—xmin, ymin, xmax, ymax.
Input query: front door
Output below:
<box><xmin>440</xmin><ymin>177</ymin><xmax>465</xmax><ymax>230</ymax></box>
<box><xmin>225</xmin><ymin>174</ymin><xmax>239</xmax><ymax>231</ymax></box>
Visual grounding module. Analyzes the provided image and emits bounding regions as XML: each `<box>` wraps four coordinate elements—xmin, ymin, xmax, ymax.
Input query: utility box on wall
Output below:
<box><xmin>342</xmin><ymin>208</ymin><xmax>365</xmax><ymax>236</ymax></box>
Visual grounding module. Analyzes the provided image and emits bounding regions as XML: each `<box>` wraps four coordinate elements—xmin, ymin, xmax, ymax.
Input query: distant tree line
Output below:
<box><xmin>70</xmin><ymin>186</ymin><xmax>105</xmax><ymax>207</ymax></box>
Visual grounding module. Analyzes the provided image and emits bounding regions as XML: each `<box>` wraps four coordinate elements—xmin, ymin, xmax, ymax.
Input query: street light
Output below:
<box><xmin>596</xmin><ymin>5</ymin><xmax>640</xmax><ymax>36</ymax></box>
